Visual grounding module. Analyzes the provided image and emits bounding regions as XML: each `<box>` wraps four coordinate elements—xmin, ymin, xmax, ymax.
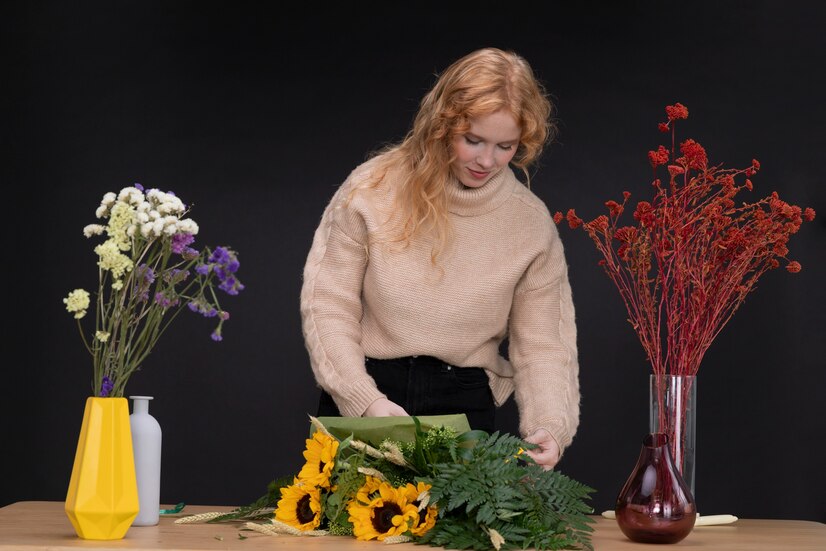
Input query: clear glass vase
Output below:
<box><xmin>649</xmin><ymin>374</ymin><xmax>696</xmax><ymax>499</ymax></box>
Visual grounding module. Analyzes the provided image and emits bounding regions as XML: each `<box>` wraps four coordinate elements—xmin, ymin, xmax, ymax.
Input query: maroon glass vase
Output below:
<box><xmin>615</xmin><ymin>433</ymin><xmax>696</xmax><ymax>544</ymax></box>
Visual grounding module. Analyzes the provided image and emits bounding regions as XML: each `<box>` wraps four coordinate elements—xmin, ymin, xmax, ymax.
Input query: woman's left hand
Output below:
<box><xmin>524</xmin><ymin>428</ymin><xmax>561</xmax><ymax>470</ymax></box>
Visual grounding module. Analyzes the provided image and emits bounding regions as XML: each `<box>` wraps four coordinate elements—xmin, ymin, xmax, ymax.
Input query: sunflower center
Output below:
<box><xmin>296</xmin><ymin>494</ymin><xmax>315</xmax><ymax>525</ymax></box>
<box><xmin>318</xmin><ymin>460</ymin><xmax>325</xmax><ymax>473</ymax></box>
<box><xmin>371</xmin><ymin>503</ymin><xmax>402</xmax><ymax>533</ymax></box>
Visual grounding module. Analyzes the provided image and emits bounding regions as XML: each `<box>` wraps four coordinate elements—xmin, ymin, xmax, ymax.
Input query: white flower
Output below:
<box><xmin>152</xmin><ymin>220</ymin><xmax>165</xmax><ymax>236</ymax></box>
<box><xmin>118</xmin><ymin>186</ymin><xmax>145</xmax><ymax>205</ymax></box>
<box><xmin>83</xmin><ymin>224</ymin><xmax>105</xmax><ymax>238</ymax></box>
<box><xmin>137</xmin><ymin>211</ymin><xmax>149</xmax><ymax>223</ymax></box>
<box><xmin>101</xmin><ymin>192</ymin><xmax>116</xmax><ymax>207</ymax></box>
<box><xmin>95</xmin><ymin>331</ymin><xmax>110</xmax><ymax>342</ymax></box>
<box><xmin>95</xmin><ymin>205</ymin><xmax>108</xmax><ymax>218</ymax></box>
<box><xmin>177</xmin><ymin>218</ymin><xmax>199</xmax><ymax>235</ymax></box>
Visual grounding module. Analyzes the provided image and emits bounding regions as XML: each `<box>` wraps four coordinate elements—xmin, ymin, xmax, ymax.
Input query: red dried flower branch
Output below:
<box><xmin>556</xmin><ymin>103</ymin><xmax>816</xmax><ymax>379</ymax></box>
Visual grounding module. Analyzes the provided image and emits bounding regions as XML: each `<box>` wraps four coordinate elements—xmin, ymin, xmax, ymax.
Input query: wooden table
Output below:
<box><xmin>1</xmin><ymin>502</ymin><xmax>824</xmax><ymax>550</ymax></box>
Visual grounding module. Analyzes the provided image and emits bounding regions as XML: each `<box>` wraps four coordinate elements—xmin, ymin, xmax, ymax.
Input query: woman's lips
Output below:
<box><xmin>467</xmin><ymin>168</ymin><xmax>489</xmax><ymax>179</ymax></box>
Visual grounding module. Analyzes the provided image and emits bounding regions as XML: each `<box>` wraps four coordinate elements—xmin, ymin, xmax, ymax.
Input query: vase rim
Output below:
<box><xmin>87</xmin><ymin>396</ymin><xmax>126</xmax><ymax>399</ymax></box>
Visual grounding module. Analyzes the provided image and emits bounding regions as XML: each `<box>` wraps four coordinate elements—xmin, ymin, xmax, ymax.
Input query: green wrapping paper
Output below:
<box><xmin>312</xmin><ymin>414</ymin><xmax>471</xmax><ymax>444</ymax></box>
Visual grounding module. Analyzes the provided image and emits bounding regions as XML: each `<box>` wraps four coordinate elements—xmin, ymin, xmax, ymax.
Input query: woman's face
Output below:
<box><xmin>450</xmin><ymin>110</ymin><xmax>521</xmax><ymax>189</ymax></box>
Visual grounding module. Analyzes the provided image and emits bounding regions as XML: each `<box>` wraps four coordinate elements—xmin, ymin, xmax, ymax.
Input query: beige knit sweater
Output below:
<box><xmin>300</xmin><ymin>154</ymin><xmax>580</xmax><ymax>452</ymax></box>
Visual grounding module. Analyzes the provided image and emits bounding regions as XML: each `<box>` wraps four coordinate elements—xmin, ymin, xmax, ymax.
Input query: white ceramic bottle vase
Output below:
<box><xmin>129</xmin><ymin>396</ymin><xmax>162</xmax><ymax>526</ymax></box>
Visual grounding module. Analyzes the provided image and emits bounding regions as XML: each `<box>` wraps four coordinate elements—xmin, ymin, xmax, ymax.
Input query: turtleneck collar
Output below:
<box><xmin>446</xmin><ymin>166</ymin><xmax>518</xmax><ymax>217</ymax></box>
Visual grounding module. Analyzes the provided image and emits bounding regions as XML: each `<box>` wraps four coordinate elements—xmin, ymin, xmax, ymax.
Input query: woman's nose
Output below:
<box><xmin>476</xmin><ymin>147</ymin><xmax>495</xmax><ymax>169</ymax></box>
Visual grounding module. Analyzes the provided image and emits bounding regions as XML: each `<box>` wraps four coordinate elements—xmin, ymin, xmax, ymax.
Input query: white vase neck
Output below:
<box><xmin>130</xmin><ymin>396</ymin><xmax>154</xmax><ymax>415</ymax></box>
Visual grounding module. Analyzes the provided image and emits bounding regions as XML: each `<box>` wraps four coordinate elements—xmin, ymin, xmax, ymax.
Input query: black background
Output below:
<box><xmin>4</xmin><ymin>1</ymin><xmax>825</xmax><ymax>522</ymax></box>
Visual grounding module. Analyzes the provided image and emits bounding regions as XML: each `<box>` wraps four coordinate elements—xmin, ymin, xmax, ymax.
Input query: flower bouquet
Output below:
<box><xmin>63</xmin><ymin>183</ymin><xmax>245</xmax><ymax>540</ymax></box>
<box><xmin>64</xmin><ymin>184</ymin><xmax>244</xmax><ymax>396</ymax></box>
<box><xmin>177</xmin><ymin>416</ymin><xmax>595</xmax><ymax>550</ymax></box>
<box><xmin>555</xmin><ymin>103</ymin><xmax>815</xmax><ymax>484</ymax></box>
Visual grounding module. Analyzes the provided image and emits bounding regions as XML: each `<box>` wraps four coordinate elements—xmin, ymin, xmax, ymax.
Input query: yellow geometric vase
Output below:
<box><xmin>65</xmin><ymin>397</ymin><xmax>139</xmax><ymax>540</ymax></box>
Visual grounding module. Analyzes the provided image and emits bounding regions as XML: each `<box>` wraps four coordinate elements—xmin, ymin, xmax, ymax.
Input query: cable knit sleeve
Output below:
<box><xmin>508</xmin><ymin>219</ymin><xmax>580</xmax><ymax>453</ymax></box>
<box><xmin>300</xmin><ymin>170</ymin><xmax>387</xmax><ymax>417</ymax></box>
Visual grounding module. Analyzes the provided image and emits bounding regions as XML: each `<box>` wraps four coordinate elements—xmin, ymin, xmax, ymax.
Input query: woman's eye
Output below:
<box><xmin>499</xmin><ymin>144</ymin><xmax>514</xmax><ymax>151</ymax></box>
<box><xmin>464</xmin><ymin>137</ymin><xmax>479</xmax><ymax>145</ymax></box>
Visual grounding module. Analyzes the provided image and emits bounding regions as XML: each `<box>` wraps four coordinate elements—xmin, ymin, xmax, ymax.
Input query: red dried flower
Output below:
<box><xmin>553</xmin><ymin>211</ymin><xmax>564</xmax><ymax>224</ymax></box>
<box><xmin>585</xmin><ymin>215</ymin><xmax>609</xmax><ymax>233</ymax></box>
<box><xmin>633</xmin><ymin>201</ymin><xmax>656</xmax><ymax>228</ymax></box>
<box><xmin>566</xmin><ymin>209</ymin><xmax>583</xmax><ymax>229</ymax></box>
<box><xmin>614</xmin><ymin>226</ymin><xmax>638</xmax><ymax>243</ymax></box>
<box><xmin>648</xmin><ymin>145</ymin><xmax>670</xmax><ymax>168</ymax></box>
<box><xmin>679</xmin><ymin>139</ymin><xmax>708</xmax><ymax>170</ymax></box>
<box><xmin>658</xmin><ymin>123</ymin><xmax>670</xmax><ymax>133</ymax></box>
<box><xmin>605</xmin><ymin>200</ymin><xmax>624</xmax><ymax>217</ymax></box>
<box><xmin>556</xmin><ymin>103</ymin><xmax>813</xmax><ymax>380</ymax></box>
<box><xmin>665</xmin><ymin>103</ymin><xmax>689</xmax><ymax>121</ymax></box>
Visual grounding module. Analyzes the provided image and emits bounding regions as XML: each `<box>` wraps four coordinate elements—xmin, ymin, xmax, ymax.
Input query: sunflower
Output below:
<box><xmin>274</xmin><ymin>478</ymin><xmax>322</xmax><ymax>531</ymax></box>
<box><xmin>297</xmin><ymin>431</ymin><xmax>339</xmax><ymax>489</ymax></box>
<box><xmin>403</xmin><ymin>481</ymin><xmax>438</xmax><ymax>537</ymax></box>
<box><xmin>348</xmin><ymin>477</ymin><xmax>419</xmax><ymax>541</ymax></box>
<box><xmin>354</xmin><ymin>474</ymin><xmax>383</xmax><ymax>506</ymax></box>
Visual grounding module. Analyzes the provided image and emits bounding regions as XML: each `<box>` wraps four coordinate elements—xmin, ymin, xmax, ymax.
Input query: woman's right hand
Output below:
<box><xmin>363</xmin><ymin>397</ymin><xmax>409</xmax><ymax>417</ymax></box>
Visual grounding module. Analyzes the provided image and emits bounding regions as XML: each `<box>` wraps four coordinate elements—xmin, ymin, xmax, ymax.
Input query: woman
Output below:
<box><xmin>300</xmin><ymin>48</ymin><xmax>579</xmax><ymax>469</ymax></box>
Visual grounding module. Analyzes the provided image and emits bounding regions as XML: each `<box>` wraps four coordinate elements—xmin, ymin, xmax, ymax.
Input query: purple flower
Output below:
<box><xmin>163</xmin><ymin>268</ymin><xmax>190</xmax><ymax>285</ymax></box>
<box><xmin>171</xmin><ymin>233</ymin><xmax>195</xmax><ymax>255</ymax></box>
<box><xmin>182</xmin><ymin>247</ymin><xmax>199</xmax><ymax>260</ymax></box>
<box><xmin>134</xmin><ymin>183</ymin><xmax>144</xmax><ymax>191</ymax></box>
<box><xmin>209</xmin><ymin>247</ymin><xmax>231</xmax><ymax>265</ymax></box>
<box><xmin>210</xmin><ymin>329</ymin><xmax>223</xmax><ymax>342</ymax></box>
<box><xmin>219</xmin><ymin>311</ymin><xmax>230</xmax><ymax>320</ymax></box>
<box><xmin>100</xmin><ymin>376</ymin><xmax>114</xmax><ymax>397</ymax></box>
<box><xmin>187</xmin><ymin>301</ymin><xmax>200</xmax><ymax>313</ymax></box>
<box><xmin>195</xmin><ymin>264</ymin><xmax>211</xmax><ymax>275</ymax></box>
<box><xmin>133</xmin><ymin>264</ymin><xmax>155</xmax><ymax>302</ymax></box>
<box><xmin>154</xmin><ymin>292</ymin><xmax>180</xmax><ymax>309</ymax></box>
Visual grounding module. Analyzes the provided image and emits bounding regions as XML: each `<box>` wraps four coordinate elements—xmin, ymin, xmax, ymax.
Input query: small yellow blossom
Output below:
<box><xmin>95</xmin><ymin>331</ymin><xmax>110</xmax><ymax>342</ymax></box>
<box><xmin>63</xmin><ymin>289</ymin><xmax>90</xmax><ymax>319</ymax></box>
<box><xmin>106</xmin><ymin>201</ymin><xmax>136</xmax><ymax>251</ymax></box>
<box><xmin>94</xmin><ymin>239</ymin><xmax>133</xmax><ymax>285</ymax></box>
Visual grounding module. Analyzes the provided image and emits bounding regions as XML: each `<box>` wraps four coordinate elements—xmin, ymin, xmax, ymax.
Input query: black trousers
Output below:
<box><xmin>317</xmin><ymin>356</ymin><xmax>496</xmax><ymax>433</ymax></box>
